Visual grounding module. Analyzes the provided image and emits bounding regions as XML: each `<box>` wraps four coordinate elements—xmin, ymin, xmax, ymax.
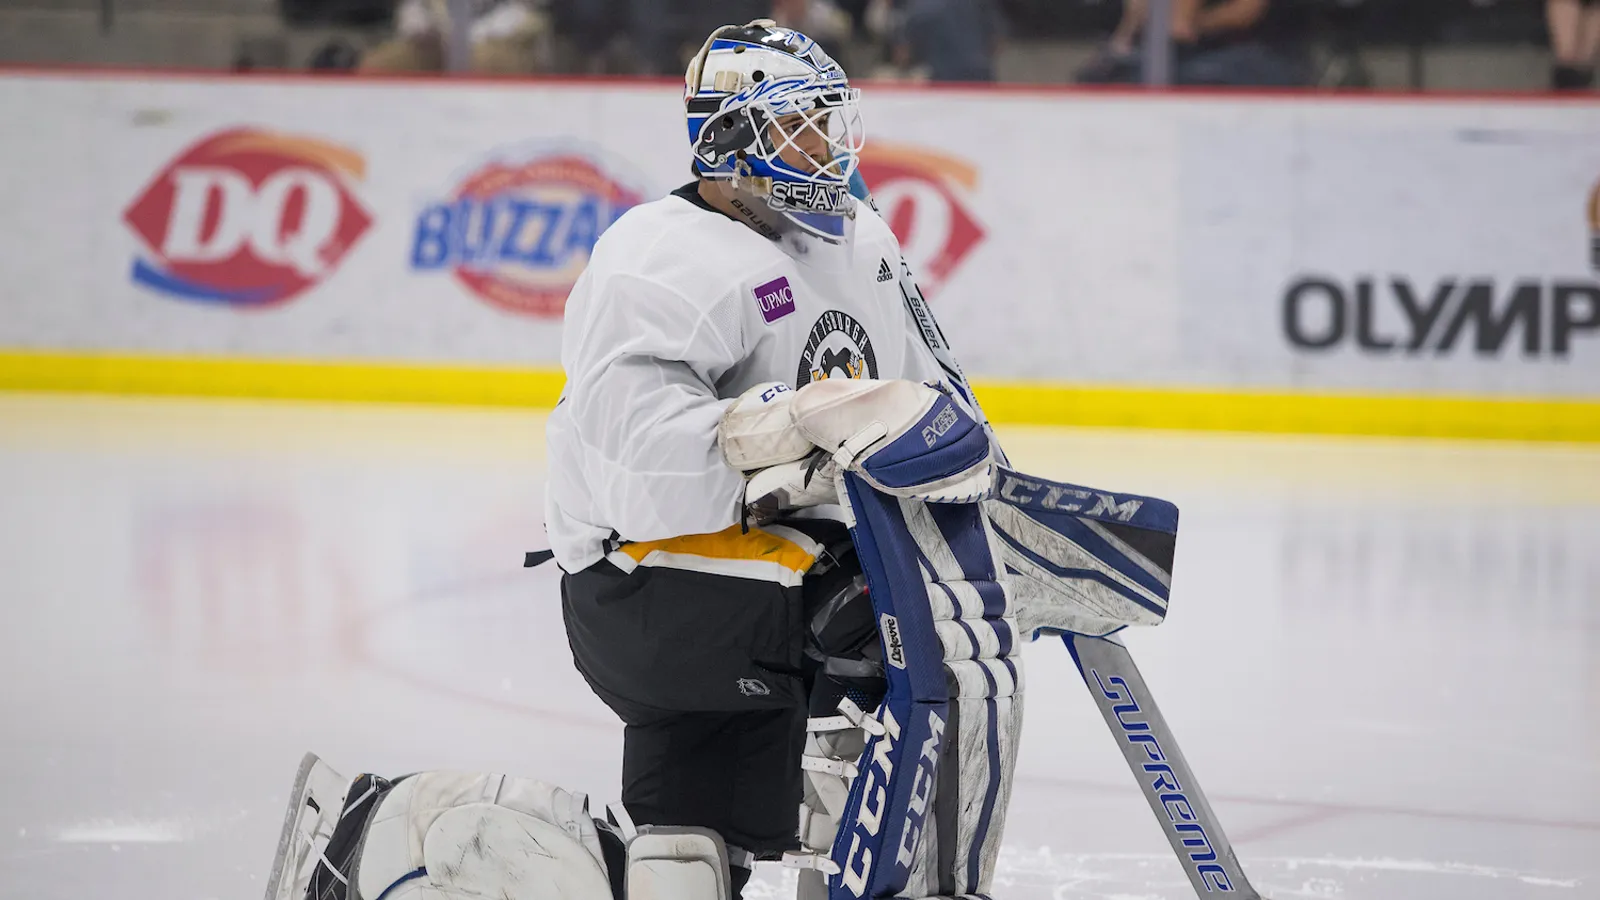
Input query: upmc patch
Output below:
<box><xmin>754</xmin><ymin>276</ymin><xmax>795</xmax><ymax>323</ymax></box>
<box><xmin>123</xmin><ymin>128</ymin><xmax>372</xmax><ymax>307</ymax></box>
<box><xmin>411</xmin><ymin>149</ymin><xmax>645</xmax><ymax>318</ymax></box>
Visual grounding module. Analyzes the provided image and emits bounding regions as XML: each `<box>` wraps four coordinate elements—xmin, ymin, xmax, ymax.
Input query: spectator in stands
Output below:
<box><xmin>360</xmin><ymin>0</ymin><xmax>549</xmax><ymax>74</ymax></box>
<box><xmin>1548</xmin><ymin>0</ymin><xmax>1600</xmax><ymax>89</ymax></box>
<box><xmin>1078</xmin><ymin>0</ymin><xmax>1306</xmax><ymax>88</ymax></box>
<box><xmin>550</xmin><ymin>0</ymin><xmax>618</xmax><ymax>73</ymax></box>
<box><xmin>622</xmin><ymin>0</ymin><xmax>767</xmax><ymax>75</ymax></box>
<box><xmin>770</xmin><ymin>0</ymin><xmax>853</xmax><ymax>62</ymax></box>
<box><xmin>886</xmin><ymin>0</ymin><xmax>1005</xmax><ymax>83</ymax></box>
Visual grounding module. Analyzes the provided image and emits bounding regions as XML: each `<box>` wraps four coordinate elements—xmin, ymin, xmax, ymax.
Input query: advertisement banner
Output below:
<box><xmin>1</xmin><ymin>73</ymin><xmax>1597</xmax><ymax>402</ymax></box>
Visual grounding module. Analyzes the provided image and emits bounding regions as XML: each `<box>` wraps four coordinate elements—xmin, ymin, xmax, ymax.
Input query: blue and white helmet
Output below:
<box><xmin>685</xmin><ymin>20</ymin><xmax>865</xmax><ymax>242</ymax></box>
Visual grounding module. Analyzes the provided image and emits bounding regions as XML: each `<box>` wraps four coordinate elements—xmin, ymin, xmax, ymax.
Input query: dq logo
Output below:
<box><xmin>411</xmin><ymin>149</ymin><xmax>646</xmax><ymax>318</ymax></box>
<box><xmin>123</xmin><ymin>128</ymin><xmax>372</xmax><ymax>307</ymax></box>
<box><xmin>858</xmin><ymin>143</ymin><xmax>984</xmax><ymax>298</ymax></box>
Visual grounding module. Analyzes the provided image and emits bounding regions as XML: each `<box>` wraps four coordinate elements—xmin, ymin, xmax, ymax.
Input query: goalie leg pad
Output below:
<box><xmin>810</xmin><ymin>474</ymin><xmax>1021</xmax><ymax>900</ymax></box>
<box><xmin>358</xmin><ymin>772</ymin><xmax>614</xmax><ymax>900</ymax></box>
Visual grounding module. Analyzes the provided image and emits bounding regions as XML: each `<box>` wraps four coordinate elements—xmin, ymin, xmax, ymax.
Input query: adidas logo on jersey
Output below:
<box><xmin>876</xmin><ymin>259</ymin><xmax>894</xmax><ymax>283</ymax></box>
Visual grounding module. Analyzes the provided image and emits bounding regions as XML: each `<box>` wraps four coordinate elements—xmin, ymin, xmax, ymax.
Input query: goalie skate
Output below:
<box><xmin>263</xmin><ymin>752</ymin><xmax>352</xmax><ymax>900</ymax></box>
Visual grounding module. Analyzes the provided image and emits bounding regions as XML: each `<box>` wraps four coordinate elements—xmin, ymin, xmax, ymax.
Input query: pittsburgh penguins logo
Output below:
<box><xmin>798</xmin><ymin>310</ymin><xmax>878</xmax><ymax>386</ymax></box>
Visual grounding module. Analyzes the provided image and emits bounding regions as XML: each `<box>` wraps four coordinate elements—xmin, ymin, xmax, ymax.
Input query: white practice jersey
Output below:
<box><xmin>544</xmin><ymin>185</ymin><xmax>949</xmax><ymax>573</ymax></box>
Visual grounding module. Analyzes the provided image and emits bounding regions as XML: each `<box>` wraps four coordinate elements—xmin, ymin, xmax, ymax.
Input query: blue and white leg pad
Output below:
<box><xmin>804</xmin><ymin>470</ymin><xmax>1021</xmax><ymax>900</ymax></box>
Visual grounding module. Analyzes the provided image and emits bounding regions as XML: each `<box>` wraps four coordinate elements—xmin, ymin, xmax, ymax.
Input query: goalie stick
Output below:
<box><xmin>988</xmin><ymin>467</ymin><xmax>1264</xmax><ymax>899</ymax></box>
<box><xmin>1065</xmin><ymin>633</ymin><xmax>1265</xmax><ymax>898</ymax></box>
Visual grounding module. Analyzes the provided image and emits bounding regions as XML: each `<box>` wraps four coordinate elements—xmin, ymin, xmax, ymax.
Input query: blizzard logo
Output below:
<box><xmin>841</xmin><ymin>707</ymin><xmax>901</xmax><ymax>897</ymax></box>
<box><xmin>770</xmin><ymin>181</ymin><xmax>851</xmax><ymax>214</ymax></box>
<box><xmin>1283</xmin><ymin>276</ymin><xmax>1600</xmax><ymax>357</ymax></box>
<box><xmin>921</xmin><ymin>403</ymin><xmax>959</xmax><ymax>447</ymax></box>
<box><xmin>998</xmin><ymin>473</ymin><xmax>1144</xmax><ymax>522</ymax></box>
<box><xmin>894</xmin><ymin>710</ymin><xmax>945</xmax><ymax>868</ymax></box>
<box><xmin>1091</xmin><ymin>669</ymin><xmax>1235</xmax><ymax>893</ymax></box>
<box><xmin>408</xmin><ymin>151</ymin><xmax>643</xmax><ymax>318</ymax></box>
<box><xmin>880</xmin><ymin>614</ymin><xmax>906</xmax><ymax>669</ymax></box>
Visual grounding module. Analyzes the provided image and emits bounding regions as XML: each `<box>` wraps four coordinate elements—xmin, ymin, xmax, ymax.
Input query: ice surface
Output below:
<box><xmin>0</xmin><ymin>393</ymin><xmax>1595</xmax><ymax>899</ymax></box>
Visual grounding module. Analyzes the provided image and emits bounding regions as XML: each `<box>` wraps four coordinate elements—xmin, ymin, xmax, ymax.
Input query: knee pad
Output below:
<box><xmin>624</xmin><ymin>825</ymin><xmax>733</xmax><ymax>900</ymax></box>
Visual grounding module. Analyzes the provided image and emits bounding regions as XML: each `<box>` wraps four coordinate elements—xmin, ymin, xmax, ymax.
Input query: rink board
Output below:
<box><xmin>5</xmin><ymin>349</ymin><xmax>1598</xmax><ymax>442</ymax></box>
<box><xmin>1</xmin><ymin>71</ymin><xmax>1598</xmax><ymax>439</ymax></box>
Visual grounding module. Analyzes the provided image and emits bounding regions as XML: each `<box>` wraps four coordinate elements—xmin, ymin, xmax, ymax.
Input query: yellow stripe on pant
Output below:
<box><xmin>609</xmin><ymin>524</ymin><xmax>823</xmax><ymax>587</ymax></box>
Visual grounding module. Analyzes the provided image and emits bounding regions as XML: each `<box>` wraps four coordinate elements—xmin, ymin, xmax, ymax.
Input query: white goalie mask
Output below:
<box><xmin>685</xmin><ymin>20</ymin><xmax>866</xmax><ymax>245</ymax></box>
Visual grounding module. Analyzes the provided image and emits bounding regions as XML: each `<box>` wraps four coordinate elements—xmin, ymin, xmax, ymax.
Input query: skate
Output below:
<box><xmin>263</xmin><ymin>753</ymin><xmax>352</xmax><ymax>900</ymax></box>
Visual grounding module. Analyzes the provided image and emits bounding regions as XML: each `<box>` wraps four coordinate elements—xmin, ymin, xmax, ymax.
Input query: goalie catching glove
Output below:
<box><xmin>720</xmin><ymin>381</ymin><xmax>841</xmax><ymax>524</ymax></box>
<box><xmin>719</xmin><ymin>378</ymin><xmax>995</xmax><ymax>524</ymax></box>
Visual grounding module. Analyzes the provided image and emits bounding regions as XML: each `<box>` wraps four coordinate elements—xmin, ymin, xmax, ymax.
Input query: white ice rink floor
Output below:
<box><xmin>1</xmin><ymin>392</ymin><xmax>1596</xmax><ymax>900</ymax></box>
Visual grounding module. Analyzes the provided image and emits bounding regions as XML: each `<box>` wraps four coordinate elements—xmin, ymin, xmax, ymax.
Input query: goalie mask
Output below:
<box><xmin>685</xmin><ymin>20</ymin><xmax>864</xmax><ymax>244</ymax></box>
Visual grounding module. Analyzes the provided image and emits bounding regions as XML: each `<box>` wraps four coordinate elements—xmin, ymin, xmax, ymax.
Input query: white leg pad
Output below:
<box><xmin>358</xmin><ymin>771</ymin><xmax>613</xmax><ymax>900</ymax></box>
<box><xmin>625</xmin><ymin>828</ymin><xmax>730</xmax><ymax>900</ymax></box>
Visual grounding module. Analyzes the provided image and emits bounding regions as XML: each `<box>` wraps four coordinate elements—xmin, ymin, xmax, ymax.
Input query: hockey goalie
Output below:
<box><xmin>266</xmin><ymin>20</ymin><xmax>1256</xmax><ymax>900</ymax></box>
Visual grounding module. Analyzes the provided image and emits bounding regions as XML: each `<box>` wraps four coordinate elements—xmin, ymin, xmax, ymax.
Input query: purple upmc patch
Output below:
<box><xmin>754</xmin><ymin>276</ymin><xmax>795</xmax><ymax>324</ymax></box>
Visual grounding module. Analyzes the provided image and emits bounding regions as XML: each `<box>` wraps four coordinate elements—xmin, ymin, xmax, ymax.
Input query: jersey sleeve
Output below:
<box><xmin>560</xmin><ymin>271</ymin><xmax>748</xmax><ymax>543</ymax></box>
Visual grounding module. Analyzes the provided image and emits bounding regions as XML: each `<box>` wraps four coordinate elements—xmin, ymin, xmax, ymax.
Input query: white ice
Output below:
<box><xmin>0</xmin><ymin>393</ymin><xmax>1595</xmax><ymax>900</ymax></box>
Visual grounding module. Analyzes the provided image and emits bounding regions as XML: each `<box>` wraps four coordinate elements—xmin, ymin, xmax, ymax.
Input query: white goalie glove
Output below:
<box><xmin>718</xmin><ymin>381</ymin><xmax>813</xmax><ymax>471</ymax></box>
<box><xmin>719</xmin><ymin>376</ymin><xmax>995</xmax><ymax>524</ymax></box>
<box><xmin>720</xmin><ymin>381</ymin><xmax>840</xmax><ymax>524</ymax></box>
<box><xmin>744</xmin><ymin>452</ymin><xmax>840</xmax><ymax>525</ymax></box>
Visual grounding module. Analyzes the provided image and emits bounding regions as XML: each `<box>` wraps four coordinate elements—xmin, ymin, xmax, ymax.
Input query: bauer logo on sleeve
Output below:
<box><xmin>754</xmin><ymin>276</ymin><xmax>796</xmax><ymax>324</ymax></box>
